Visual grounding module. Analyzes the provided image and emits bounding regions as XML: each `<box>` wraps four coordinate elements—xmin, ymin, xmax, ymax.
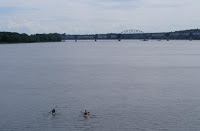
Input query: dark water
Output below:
<box><xmin>1</xmin><ymin>40</ymin><xmax>200</xmax><ymax>131</ymax></box>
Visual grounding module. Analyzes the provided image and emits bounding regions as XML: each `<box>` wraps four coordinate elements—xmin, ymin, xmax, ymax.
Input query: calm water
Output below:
<box><xmin>1</xmin><ymin>40</ymin><xmax>200</xmax><ymax>131</ymax></box>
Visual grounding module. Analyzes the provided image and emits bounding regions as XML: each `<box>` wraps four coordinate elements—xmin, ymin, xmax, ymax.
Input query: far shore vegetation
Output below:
<box><xmin>0</xmin><ymin>32</ymin><xmax>61</xmax><ymax>44</ymax></box>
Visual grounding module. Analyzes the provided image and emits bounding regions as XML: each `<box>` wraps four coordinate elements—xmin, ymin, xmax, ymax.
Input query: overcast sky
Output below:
<box><xmin>0</xmin><ymin>0</ymin><xmax>199</xmax><ymax>34</ymax></box>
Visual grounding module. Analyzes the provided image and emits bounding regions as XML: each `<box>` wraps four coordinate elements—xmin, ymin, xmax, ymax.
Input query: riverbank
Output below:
<box><xmin>0</xmin><ymin>32</ymin><xmax>61</xmax><ymax>44</ymax></box>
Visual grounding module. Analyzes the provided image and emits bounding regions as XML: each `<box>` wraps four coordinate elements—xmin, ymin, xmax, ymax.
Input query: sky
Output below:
<box><xmin>0</xmin><ymin>0</ymin><xmax>200</xmax><ymax>34</ymax></box>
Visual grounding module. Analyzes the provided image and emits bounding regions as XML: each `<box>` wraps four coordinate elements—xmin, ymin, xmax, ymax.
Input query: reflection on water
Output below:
<box><xmin>1</xmin><ymin>40</ymin><xmax>200</xmax><ymax>130</ymax></box>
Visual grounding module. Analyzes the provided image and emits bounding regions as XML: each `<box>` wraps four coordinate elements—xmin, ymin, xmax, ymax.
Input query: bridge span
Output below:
<box><xmin>61</xmin><ymin>29</ymin><xmax>200</xmax><ymax>41</ymax></box>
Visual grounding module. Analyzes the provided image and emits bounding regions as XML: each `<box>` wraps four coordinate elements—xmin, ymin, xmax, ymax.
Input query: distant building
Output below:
<box><xmin>169</xmin><ymin>32</ymin><xmax>180</xmax><ymax>36</ymax></box>
<box><xmin>152</xmin><ymin>33</ymin><xmax>165</xmax><ymax>37</ymax></box>
<box><xmin>97</xmin><ymin>34</ymin><xmax>108</xmax><ymax>39</ymax></box>
<box><xmin>193</xmin><ymin>32</ymin><xmax>200</xmax><ymax>36</ymax></box>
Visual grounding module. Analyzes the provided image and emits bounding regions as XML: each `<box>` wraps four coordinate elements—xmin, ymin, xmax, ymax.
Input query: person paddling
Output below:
<box><xmin>51</xmin><ymin>108</ymin><xmax>56</xmax><ymax>115</ymax></box>
<box><xmin>83</xmin><ymin>110</ymin><xmax>89</xmax><ymax>117</ymax></box>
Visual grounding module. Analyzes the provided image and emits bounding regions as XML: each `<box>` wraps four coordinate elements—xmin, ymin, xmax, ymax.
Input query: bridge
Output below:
<box><xmin>61</xmin><ymin>29</ymin><xmax>200</xmax><ymax>41</ymax></box>
<box><xmin>121</xmin><ymin>29</ymin><xmax>143</xmax><ymax>34</ymax></box>
<box><xmin>61</xmin><ymin>29</ymin><xmax>145</xmax><ymax>41</ymax></box>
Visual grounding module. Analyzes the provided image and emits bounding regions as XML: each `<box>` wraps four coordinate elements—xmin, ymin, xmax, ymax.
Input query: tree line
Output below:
<box><xmin>0</xmin><ymin>32</ymin><xmax>62</xmax><ymax>43</ymax></box>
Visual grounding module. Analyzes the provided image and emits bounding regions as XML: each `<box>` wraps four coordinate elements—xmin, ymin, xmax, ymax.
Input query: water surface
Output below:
<box><xmin>1</xmin><ymin>40</ymin><xmax>200</xmax><ymax>131</ymax></box>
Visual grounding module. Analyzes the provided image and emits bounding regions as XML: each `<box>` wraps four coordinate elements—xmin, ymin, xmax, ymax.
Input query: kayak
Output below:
<box><xmin>84</xmin><ymin>112</ymin><xmax>89</xmax><ymax>117</ymax></box>
<box><xmin>52</xmin><ymin>112</ymin><xmax>56</xmax><ymax>115</ymax></box>
<box><xmin>84</xmin><ymin>114</ymin><xmax>88</xmax><ymax>117</ymax></box>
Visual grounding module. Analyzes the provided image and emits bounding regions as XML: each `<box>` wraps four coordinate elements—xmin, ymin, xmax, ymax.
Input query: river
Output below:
<box><xmin>0</xmin><ymin>40</ymin><xmax>200</xmax><ymax>131</ymax></box>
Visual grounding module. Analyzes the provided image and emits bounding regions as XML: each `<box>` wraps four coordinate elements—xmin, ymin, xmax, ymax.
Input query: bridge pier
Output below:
<box><xmin>165</xmin><ymin>33</ymin><xmax>170</xmax><ymax>41</ymax></box>
<box><xmin>143</xmin><ymin>35</ymin><xmax>148</xmax><ymax>41</ymax></box>
<box><xmin>95</xmin><ymin>34</ymin><xmax>97</xmax><ymax>42</ymax></box>
<box><xmin>118</xmin><ymin>34</ymin><xmax>121</xmax><ymax>42</ymax></box>
<box><xmin>74</xmin><ymin>35</ymin><xmax>77</xmax><ymax>42</ymax></box>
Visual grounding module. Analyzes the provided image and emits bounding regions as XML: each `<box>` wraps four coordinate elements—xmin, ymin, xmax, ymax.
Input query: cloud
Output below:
<box><xmin>0</xmin><ymin>0</ymin><xmax>200</xmax><ymax>34</ymax></box>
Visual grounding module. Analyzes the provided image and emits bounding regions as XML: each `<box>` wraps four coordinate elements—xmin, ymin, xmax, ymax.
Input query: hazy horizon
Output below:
<box><xmin>0</xmin><ymin>0</ymin><xmax>200</xmax><ymax>34</ymax></box>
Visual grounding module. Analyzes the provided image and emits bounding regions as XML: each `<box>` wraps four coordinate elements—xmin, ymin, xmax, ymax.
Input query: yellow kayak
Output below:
<box><xmin>84</xmin><ymin>113</ymin><xmax>88</xmax><ymax>117</ymax></box>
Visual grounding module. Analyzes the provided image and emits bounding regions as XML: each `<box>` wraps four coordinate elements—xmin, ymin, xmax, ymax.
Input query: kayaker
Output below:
<box><xmin>52</xmin><ymin>108</ymin><xmax>56</xmax><ymax>115</ymax></box>
<box><xmin>84</xmin><ymin>110</ymin><xmax>89</xmax><ymax>117</ymax></box>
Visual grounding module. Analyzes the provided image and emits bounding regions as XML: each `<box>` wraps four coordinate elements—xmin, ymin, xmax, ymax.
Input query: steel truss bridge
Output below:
<box><xmin>121</xmin><ymin>29</ymin><xmax>143</xmax><ymax>34</ymax></box>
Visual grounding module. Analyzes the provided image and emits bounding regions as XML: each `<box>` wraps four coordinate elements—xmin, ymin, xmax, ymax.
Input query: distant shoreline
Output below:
<box><xmin>0</xmin><ymin>32</ymin><xmax>61</xmax><ymax>44</ymax></box>
<box><xmin>61</xmin><ymin>29</ymin><xmax>200</xmax><ymax>41</ymax></box>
